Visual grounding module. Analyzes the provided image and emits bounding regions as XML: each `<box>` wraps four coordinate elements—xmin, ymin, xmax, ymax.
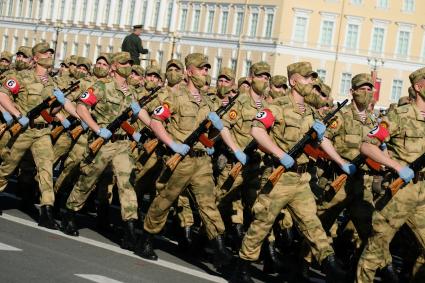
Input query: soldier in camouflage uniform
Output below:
<box><xmin>61</xmin><ymin>52</ymin><xmax>140</xmax><ymax>251</ymax></box>
<box><xmin>238</xmin><ymin>77</ymin><xmax>250</xmax><ymax>95</ymax></box>
<box><xmin>356</xmin><ymin>67</ymin><xmax>425</xmax><ymax>283</ymax></box>
<box><xmin>269</xmin><ymin>75</ymin><xmax>288</xmax><ymax>99</ymax></box>
<box><xmin>232</xmin><ymin>62</ymin><xmax>354</xmax><ymax>283</ymax></box>
<box><xmin>135</xmin><ymin>53</ymin><xmax>232</xmax><ymax>266</ymax></box>
<box><xmin>0</xmin><ymin>51</ymin><xmax>13</xmax><ymax>75</ymax></box>
<box><xmin>0</xmin><ymin>43</ymin><xmax>65</xmax><ymax>228</ymax></box>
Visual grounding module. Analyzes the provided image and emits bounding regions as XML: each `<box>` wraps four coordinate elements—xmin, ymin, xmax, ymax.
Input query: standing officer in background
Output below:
<box><xmin>122</xmin><ymin>25</ymin><xmax>149</xmax><ymax>65</ymax></box>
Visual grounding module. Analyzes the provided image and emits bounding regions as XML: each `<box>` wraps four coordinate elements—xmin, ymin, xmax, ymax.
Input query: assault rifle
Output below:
<box><xmin>88</xmin><ymin>86</ymin><xmax>161</xmax><ymax>155</ymax></box>
<box><xmin>164</xmin><ymin>93</ymin><xmax>239</xmax><ymax>174</ymax></box>
<box><xmin>262</xmin><ymin>99</ymin><xmax>348</xmax><ymax>194</ymax></box>
<box><xmin>9</xmin><ymin>80</ymin><xmax>80</xmax><ymax>136</ymax></box>
<box><xmin>50</xmin><ymin>116</ymin><xmax>79</xmax><ymax>141</ymax></box>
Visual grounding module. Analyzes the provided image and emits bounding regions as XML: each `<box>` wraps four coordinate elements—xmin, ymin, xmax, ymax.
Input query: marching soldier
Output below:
<box><xmin>0</xmin><ymin>51</ymin><xmax>13</xmax><ymax>75</ymax></box>
<box><xmin>269</xmin><ymin>75</ymin><xmax>288</xmax><ymax>99</ymax></box>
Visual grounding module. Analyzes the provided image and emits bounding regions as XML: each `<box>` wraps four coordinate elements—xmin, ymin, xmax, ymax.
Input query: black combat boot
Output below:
<box><xmin>96</xmin><ymin>203</ymin><xmax>110</xmax><ymax>231</ymax></box>
<box><xmin>380</xmin><ymin>263</ymin><xmax>399</xmax><ymax>283</ymax></box>
<box><xmin>230</xmin><ymin>258</ymin><xmax>254</xmax><ymax>283</ymax></box>
<box><xmin>322</xmin><ymin>254</ymin><xmax>347</xmax><ymax>283</ymax></box>
<box><xmin>61</xmin><ymin>209</ymin><xmax>79</xmax><ymax>236</ymax></box>
<box><xmin>134</xmin><ymin>230</ymin><xmax>158</xmax><ymax>260</ymax></box>
<box><xmin>212</xmin><ymin>235</ymin><xmax>233</xmax><ymax>268</ymax></box>
<box><xmin>38</xmin><ymin>205</ymin><xmax>59</xmax><ymax>230</ymax></box>
<box><xmin>232</xmin><ymin>223</ymin><xmax>244</xmax><ymax>250</ymax></box>
<box><xmin>263</xmin><ymin>240</ymin><xmax>285</xmax><ymax>274</ymax></box>
<box><xmin>181</xmin><ymin>226</ymin><xmax>192</xmax><ymax>248</ymax></box>
<box><xmin>121</xmin><ymin>220</ymin><xmax>138</xmax><ymax>251</ymax></box>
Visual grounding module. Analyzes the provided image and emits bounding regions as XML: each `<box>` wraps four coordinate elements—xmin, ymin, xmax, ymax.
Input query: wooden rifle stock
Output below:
<box><xmin>143</xmin><ymin>138</ymin><xmax>159</xmax><ymax>154</ymax></box>
<box><xmin>388</xmin><ymin>178</ymin><xmax>404</xmax><ymax>196</ymax></box>
<box><xmin>70</xmin><ymin>125</ymin><xmax>84</xmax><ymax>141</ymax></box>
<box><xmin>89</xmin><ymin>137</ymin><xmax>105</xmax><ymax>155</ymax></box>
<box><xmin>165</xmin><ymin>154</ymin><xmax>183</xmax><ymax>172</ymax></box>
<box><xmin>0</xmin><ymin>123</ymin><xmax>7</xmax><ymax>137</ymax></box>
<box><xmin>51</xmin><ymin>125</ymin><xmax>65</xmax><ymax>140</ymax></box>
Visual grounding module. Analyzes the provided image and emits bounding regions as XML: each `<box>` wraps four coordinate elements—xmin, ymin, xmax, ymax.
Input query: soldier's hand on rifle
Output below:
<box><xmin>16</xmin><ymin>115</ymin><xmax>29</xmax><ymax>127</ymax></box>
<box><xmin>132</xmin><ymin>132</ymin><xmax>141</xmax><ymax>142</ymax></box>
<box><xmin>312</xmin><ymin>120</ymin><xmax>326</xmax><ymax>141</ymax></box>
<box><xmin>279</xmin><ymin>153</ymin><xmax>295</xmax><ymax>169</ymax></box>
<box><xmin>205</xmin><ymin>147</ymin><xmax>215</xmax><ymax>156</ymax></box>
<box><xmin>398</xmin><ymin>166</ymin><xmax>414</xmax><ymax>184</ymax></box>
<box><xmin>2</xmin><ymin>111</ymin><xmax>13</xmax><ymax>126</ymax></box>
<box><xmin>96</xmin><ymin>127</ymin><xmax>112</xmax><ymax>140</ymax></box>
<box><xmin>81</xmin><ymin>121</ymin><xmax>89</xmax><ymax>131</ymax></box>
<box><xmin>208</xmin><ymin>112</ymin><xmax>224</xmax><ymax>131</ymax></box>
<box><xmin>234</xmin><ymin>150</ymin><xmax>247</xmax><ymax>165</ymax></box>
<box><xmin>130</xmin><ymin>101</ymin><xmax>141</xmax><ymax>118</ymax></box>
<box><xmin>61</xmin><ymin>118</ymin><xmax>71</xmax><ymax>129</ymax></box>
<box><xmin>53</xmin><ymin>88</ymin><xmax>66</xmax><ymax>105</ymax></box>
<box><xmin>341</xmin><ymin>162</ymin><xmax>356</xmax><ymax>176</ymax></box>
<box><xmin>170</xmin><ymin>141</ymin><xmax>190</xmax><ymax>156</ymax></box>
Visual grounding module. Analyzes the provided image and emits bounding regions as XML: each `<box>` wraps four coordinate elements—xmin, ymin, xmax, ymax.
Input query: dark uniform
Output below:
<box><xmin>121</xmin><ymin>26</ymin><xmax>148</xmax><ymax>65</ymax></box>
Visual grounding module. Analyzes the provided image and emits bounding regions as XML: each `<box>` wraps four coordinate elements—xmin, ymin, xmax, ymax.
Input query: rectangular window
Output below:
<box><xmin>317</xmin><ymin>69</ymin><xmax>327</xmax><ymax>81</ymax></box>
<box><xmin>17</xmin><ymin>0</ymin><xmax>23</xmax><ymax>17</ymax></box>
<box><xmin>157</xmin><ymin>50</ymin><xmax>164</xmax><ymax>67</ymax></box>
<box><xmin>38</xmin><ymin>0</ymin><xmax>44</xmax><ymax>19</ymax></box>
<box><xmin>249</xmin><ymin>13</ymin><xmax>258</xmax><ymax>37</ymax></box>
<box><xmin>391</xmin><ymin>80</ymin><xmax>403</xmax><ymax>101</ymax></box>
<box><xmin>7</xmin><ymin>0</ymin><xmax>12</xmax><ymax>16</ymax></box>
<box><xmin>192</xmin><ymin>9</ymin><xmax>200</xmax><ymax>32</ymax></box>
<box><xmin>60</xmin><ymin>0</ymin><xmax>65</xmax><ymax>20</ymax></box>
<box><xmin>128</xmin><ymin>0</ymin><xmax>136</xmax><ymax>26</ymax></box>
<box><xmin>84</xmin><ymin>43</ymin><xmax>90</xmax><ymax>57</ymax></box>
<box><xmin>0</xmin><ymin>1</ymin><xmax>4</xmax><ymax>16</ymax></box>
<box><xmin>71</xmin><ymin>0</ymin><xmax>77</xmax><ymax>21</ymax></box>
<box><xmin>264</xmin><ymin>14</ymin><xmax>274</xmax><ymax>38</ymax></box>
<box><xmin>293</xmin><ymin>17</ymin><xmax>307</xmax><ymax>42</ymax></box>
<box><xmin>62</xmin><ymin>42</ymin><xmax>68</xmax><ymax>59</ymax></box>
<box><xmin>214</xmin><ymin>57</ymin><xmax>222</xmax><ymax>78</ymax></box>
<box><xmin>72</xmin><ymin>42</ymin><xmax>78</xmax><ymax>54</ymax></box>
<box><xmin>104</xmin><ymin>0</ymin><xmax>111</xmax><ymax>24</ymax></box>
<box><xmin>370</xmin><ymin>27</ymin><xmax>385</xmax><ymax>53</ymax></box>
<box><xmin>24</xmin><ymin>37</ymin><xmax>28</xmax><ymax>46</ymax></box>
<box><xmin>340</xmin><ymin>73</ymin><xmax>352</xmax><ymax>96</ymax></box>
<box><xmin>376</xmin><ymin>0</ymin><xmax>389</xmax><ymax>8</ymax></box>
<box><xmin>220</xmin><ymin>11</ymin><xmax>229</xmax><ymax>34</ymax></box>
<box><xmin>3</xmin><ymin>35</ymin><xmax>8</xmax><ymax>50</ymax></box>
<box><xmin>397</xmin><ymin>30</ymin><xmax>410</xmax><ymax>56</ymax></box>
<box><xmin>28</xmin><ymin>0</ymin><xmax>34</xmax><ymax>17</ymax></box>
<box><xmin>206</xmin><ymin>10</ymin><xmax>214</xmax><ymax>33</ymax></box>
<box><xmin>351</xmin><ymin>0</ymin><xmax>362</xmax><ymax>4</ymax></box>
<box><xmin>231</xmin><ymin>58</ymin><xmax>237</xmax><ymax>72</ymax></box>
<box><xmin>12</xmin><ymin>36</ymin><xmax>17</xmax><ymax>52</ymax></box>
<box><xmin>244</xmin><ymin>60</ymin><xmax>252</xmax><ymax>77</ymax></box>
<box><xmin>92</xmin><ymin>0</ymin><xmax>99</xmax><ymax>22</ymax></box>
<box><xmin>179</xmin><ymin>8</ymin><xmax>188</xmax><ymax>31</ymax></box>
<box><xmin>320</xmin><ymin>20</ymin><xmax>334</xmax><ymax>46</ymax></box>
<box><xmin>166</xmin><ymin>1</ymin><xmax>173</xmax><ymax>29</ymax></box>
<box><xmin>403</xmin><ymin>0</ymin><xmax>415</xmax><ymax>12</ymax></box>
<box><xmin>152</xmin><ymin>0</ymin><xmax>160</xmax><ymax>27</ymax></box>
<box><xmin>108</xmin><ymin>45</ymin><xmax>113</xmax><ymax>53</ymax></box>
<box><xmin>141</xmin><ymin>0</ymin><xmax>148</xmax><ymax>25</ymax></box>
<box><xmin>116</xmin><ymin>0</ymin><xmax>123</xmax><ymax>25</ymax></box>
<box><xmin>345</xmin><ymin>24</ymin><xmax>359</xmax><ymax>49</ymax></box>
<box><xmin>49</xmin><ymin>0</ymin><xmax>54</xmax><ymax>19</ymax></box>
<box><xmin>82</xmin><ymin>0</ymin><xmax>88</xmax><ymax>21</ymax></box>
<box><xmin>234</xmin><ymin>12</ymin><xmax>244</xmax><ymax>36</ymax></box>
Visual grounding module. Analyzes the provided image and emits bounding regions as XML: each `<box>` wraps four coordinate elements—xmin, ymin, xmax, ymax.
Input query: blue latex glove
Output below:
<box><xmin>17</xmin><ymin>115</ymin><xmax>29</xmax><ymax>127</ymax></box>
<box><xmin>341</xmin><ymin>163</ymin><xmax>356</xmax><ymax>176</ymax></box>
<box><xmin>96</xmin><ymin>127</ymin><xmax>112</xmax><ymax>140</ymax></box>
<box><xmin>132</xmin><ymin>132</ymin><xmax>141</xmax><ymax>142</ymax></box>
<box><xmin>398</xmin><ymin>166</ymin><xmax>414</xmax><ymax>184</ymax></box>
<box><xmin>130</xmin><ymin>101</ymin><xmax>141</xmax><ymax>118</ymax></box>
<box><xmin>379</xmin><ymin>143</ymin><xmax>387</xmax><ymax>150</ymax></box>
<box><xmin>312</xmin><ymin>120</ymin><xmax>326</xmax><ymax>141</ymax></box>
<box><xmin>81</xmin><ymin>121</ymin><xmax>89</xmax><ymax>131</ymax></box>
<box><xmin>234</xmin><ymin>150</ymin><xmax>247</xmax><ymax>165</ymax></box>
<box><xmin>2</xmin><ymin>111</ymin><xmax>13</xmax><ymax>126</ymax></box>
<box><xmin>61</xmin><ymin>118</ymin><xmax>71</xmax><ymax>129</ymax></box>
<box><xmin>208</xmin><ymin>112</ymin><xmax>223</xmax><ymax>131</ymax></box>
<box><xmin>279</xmin><ymin>153</ymin><xmax>295</xmax><ymax>169</ymax></box>
<box><xmin>53</xmin><ymin>88</ymin><xmax>66</xmax><ymax>105</ymax></box>
<box><xmin>205</xmin><ymin>147</ymin><xmax>215</xmax><ymax>156</ymax></box>
<box><xmin>170</xmin><ymin>141</ymin><xmax>190</xmax><ymax>156</ymax></box>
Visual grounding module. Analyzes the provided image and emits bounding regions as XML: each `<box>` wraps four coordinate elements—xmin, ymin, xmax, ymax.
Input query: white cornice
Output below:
<box><xmin>371</xmin><ymin>18</ymin><xmax>391</xmax><ymax>26</ymax></box>
<box><xmin>319</xmin><ymin>11</ymin><xmax>339</xmax><ymax>19</ymax></box>
<box><xmin>292</xmin><ymin>8</ymin><xmax>313</xmax><ymax>15</ymax></box>
<box><xmin>395</xmin><ymin>21</ymin><xmax>416</xmax><ymax>29</ymax></box>
<box><xmin>345</xmin><ymin>15</ymin><xmax>365</xmax><ymax>23</ymax></box>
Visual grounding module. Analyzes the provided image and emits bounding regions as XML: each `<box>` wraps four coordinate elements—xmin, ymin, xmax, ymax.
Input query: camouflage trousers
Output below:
<box><xmin>66</xmin><ymin>140</ymin><xmax>138</xmax><ymax>221</ymax></box>
<box><xmin>240</xmin><ymin>171</ymin><xmax>334</xmax><ymax>263</ymax></box>
<box><xmin>52</xmin><ymin>132</ymin><xmax>73</xmax><ymax>165</ymax></box>
<box><xmin>144</xmin><ymin>155</ymin><xmax>225</xmax><ymax>240</ymax></box>
<box><xmin>356</xmin><ymin>179</ymin><xmax>425</xmax><ymax>283</ymax></box>
<box><xmin>0</xmin><ymin>128</ymin><xmax>54</xmax><ymax>206</ymax></box>
<box><xmin>54</xmin><ymin>133</ymin><xmax>88</xmax><ymax>193</ymax></box>
<box><xmin>0</xmin><ymin>128</ymin><xmax>11</xmax><ymax>159</ymax></box>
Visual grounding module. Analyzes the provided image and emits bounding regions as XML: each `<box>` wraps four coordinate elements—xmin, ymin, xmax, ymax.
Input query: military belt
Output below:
<box><xmin>288</xmin><ymin>163</ymin><xmax>309</xmax><ymax>174</ymax></box>
<box><xmin>188</xmin><ymin>150</ymin><xmax>206</xmax><ymax>158</ymax></box>
<box><xmin>30</xmin><ymin>122</ymin><xmax>50</xmax><ymax>129</ymax></box>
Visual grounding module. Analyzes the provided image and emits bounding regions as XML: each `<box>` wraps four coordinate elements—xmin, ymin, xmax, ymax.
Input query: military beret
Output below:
<box><xmin>185</xmin><ymin>53</ymin><xmax>211</xmax><ymax>69</ymax></box>
<box><xmin>218</xmin><ymin>67</ymin><xmax>235</xmax><ymax>81</ymax></box>
<box><xmin>238</xmin><ymin>77</ymin><xmax>250</xmax><ymax>88</ymax></box>
<box><xmin>351</xmin><ymin>73</ymin><xmax>374</xmax><ymax>89</ymax></box>
<box><xmin>96</xmin><ymin>53</ymin><xmax>112</xmax><ymax>65</ymax></box>
<box><xmin>132</xmin><ymin>65</ymin><xmax>145</xmax><ymax>76</ymax></box>
<box><xmin>287</xmin><ymin>62</ymin><xmax>318</xmax><ymax>79</ymax></box>
<box><xmin>32</xmin><ymin>42</ymin><xmax>54</xmax><ymax>56</ymax></box>
<box><xmin>250</xmin><ymin>61</ymin><xmax>271</xmax><ymax>77</ymax></box>
<box><xmin>166</xmin><ymin>59</ymin><xmax>184</xmax><ymax>70</ymax></box>
<box><xmin>145</xmin><ymin>64</ymin><xmax>161</xmax><ymax>77</ymax></box>
<box><xmin>16</xmin><ymin>46</ymin><xmax>32</xmax><ymax>58</ymax></box>
<box><xmin>0</xmin><ymin>51</ymin><xmax>13</xmax><ymax>62</ymax></box>
<box><xmin>112</xmin><ymin>51</ymin><xmax>133</xmax><ymax>64</ymax></box>
<box><xmin>270</xmin><ymin>75</ymin><xmax>288</xmax><ymax>87</ymax></box>
<box><xmin>76</xmin><ymin>56</ymin><xmax>92</xmax><ymax>71</ymax></box>
<box><xmin>409</xmin><ymin>67</ymin><xmax>425</xmax><ymax>85</ymax></box>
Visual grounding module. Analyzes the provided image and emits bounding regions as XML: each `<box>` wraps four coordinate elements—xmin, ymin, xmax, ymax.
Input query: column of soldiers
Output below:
<box><xmin>0</xmin><ymin>42</ymin><xmax>424</xmax><ymax>283</ymax></box>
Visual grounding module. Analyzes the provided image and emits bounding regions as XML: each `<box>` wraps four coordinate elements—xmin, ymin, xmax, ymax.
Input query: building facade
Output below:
<box><xmin>0</xmin><ymin>0</ymin><xmax>423</xmax><ymax>107</ymax></box>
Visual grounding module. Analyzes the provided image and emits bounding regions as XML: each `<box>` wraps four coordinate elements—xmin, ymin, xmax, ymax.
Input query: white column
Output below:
<box><xmin>169</xmin><ymin>0</ymin><xmax>178</xmax><ymax>33</ymax></box>
<box><xmin>133</xmin><ymin>0</ymin><xmax>142</xmax><ymax>27</ymax></box>
<box><xmin>85</xmin><ymin>0</ymin><xmax>93</xmax><ymax>24</ymax></box>
<box><xmin>64</xmin><ymin>0</ymin><xmax>71</xmax><ymax>22</ymax></box>
<box><xmin>95</xmin><ymin>0</ymin><xmax>102</xmax><ymax>26</ymax></box>
<box><xmin>52</xmin><ymin>0</ymin><xmax>60</xmax><ymax>21</ymax></box>
<box><xmin>121</xmin><ymin>0</ymin><xmax>129</xmax><ymax>28</ymax></box>
<box><xmin>107</xmin><ymin>0</ymin><xmax>116</xmax><ymax>27</ymax></box>
<box><xmin>74</xmin><ymin>0</ymin><xmax>82</xmax><ymax>24</ymax></box>
<box><xmin>144</xmin><ymin>0</ymin><xmax>154</xmax><ymax>29</ymax></box>
<box><xmin>40</xmin><ymin>0</ymin><xmax>47</xmax><ymax>21</ymax></box>
<box><xmin>156</xmin><ymin>0</ymin><xmax>167</xmax><ymax>30</ymax></box>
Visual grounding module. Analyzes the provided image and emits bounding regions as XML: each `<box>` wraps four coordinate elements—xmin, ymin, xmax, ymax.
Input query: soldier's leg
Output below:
<box><xmin>52</xmin><ymin>134</ymin><xmax>73</xmax><ymax>165</ymax></box>
<box><xmin>356</xmin><ymin>181</ymin><xmax>421</xmax><ymax>283</ymax></box>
